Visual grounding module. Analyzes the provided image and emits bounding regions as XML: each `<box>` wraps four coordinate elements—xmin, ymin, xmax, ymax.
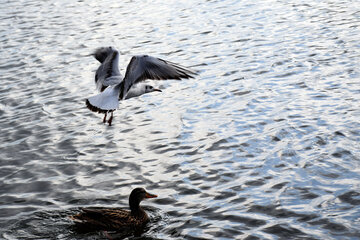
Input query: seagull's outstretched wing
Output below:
<box><xmin>86</xmin><ymin>55</ymin><xmax>197</xmax><ymax>113</ymax></box>
<box><xmin>119</xmin><ymin>55</ymin><xmax>197</xmax><ymax>99</ymax></box>
<box><xmin>93</xmin><ymin>47</ymin><xmax>123</xmax><ymax>92</ymax></box>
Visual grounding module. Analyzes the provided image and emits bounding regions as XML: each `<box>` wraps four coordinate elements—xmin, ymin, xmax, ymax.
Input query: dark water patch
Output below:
<box><xmin>315</xmin><ymin>136</ymin><xmax>327</xmax><ymax>145</ymax></box>
<box><xmin>331</xmin><ymin>148</ymin><xmax>352</xmax><ymax>158</ymax></box>
<box><xmin>245</xmin><ymin>179</ymin><xmax>265</xmax><ymax>187</ymax></box>
<box><xmin>271</xmin><ymin>182</ymin><xmax>288</xmax><ymax>189</ymax></box>
<box><xmin>156</xmin><ymin>145</ymin><xmax>194</xmax><ymax>155</ymax></box>
<box><xmin>222</xmin><ymin>70</ymin><xmax>239</xmax><ymax>76</ymax></box>
<box><xmin>248</xmin><ymin>204</ymin><xmax>312</xmax><ymax>219</ymax></box>
<box><xmin>178</xmin><ymin>187</ymin><xmax>201</xmax><ymax>196</ymax></box>
<box><xmin>206</xmin><ymin>138</ymin><xmax>237</xmax><ymax>151</ymax></box>
<box><xmin>308</xmin><ymin>218</ymin><xmax>348</xmax><ymax>234</ymax></box>
<box><xmin>231</xmin><ymin>89</ymin><xmax>251</xmax><ymax>96</ymax></box>
<box><xmin>214</xmin><ymin>191</ymin><xmax>236</xmax><ymax>200</ymax></box>
<box><xmin>224</xmin><ymin>215</ymin><xmax>266</xmax><ymax>227</ymax></box>
<box><xmin>338</xmin><ymin>191</ymin><xmax>360</xmax><ymax>205</ymax></box>
<box><xmin>319</xmin><ymin>172</ymin><xmax>339</xmax><ymax>179</ymax></box>
<box><xmin>229</xmin><ymin>196</ymin><xmax>247</xmax><ymax>204</ymax></box>
<box><xmin>209</xmin><ymin>228</ymin><xmax>244</xmax><ymax>239</ymax></box>
<box><xmin>264</xmin><ymin>224</ymin><xmax>307</xmax><ymax>239</ymax></box>
<box><xmin>300</xmin><ymin>192</ymin><xmax>319</xmax><ymax>200</ymax></box>
<box><xmin>334</xmin><ymin>130</ymin><xmax>346</xmax><ymax>137</ymax></box>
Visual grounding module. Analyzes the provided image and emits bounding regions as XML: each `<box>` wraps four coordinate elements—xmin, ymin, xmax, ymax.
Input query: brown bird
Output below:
<box><xmin>70</xmin><ymin>188</ymin><xmax>157</xmax><ymax>231</ymax></box>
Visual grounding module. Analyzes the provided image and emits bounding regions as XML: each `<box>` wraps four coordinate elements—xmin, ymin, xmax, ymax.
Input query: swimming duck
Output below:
<box><xmin>70</xmin><ymin>188</ymin><xmax>157</xmax><ymax>231</ymax></box>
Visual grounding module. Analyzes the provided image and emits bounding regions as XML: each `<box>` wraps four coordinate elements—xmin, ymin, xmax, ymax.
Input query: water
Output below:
<box><xmin>1</xmin><ymin>0</ymin><xmax>359</xmax><ymax>239</ymax></box>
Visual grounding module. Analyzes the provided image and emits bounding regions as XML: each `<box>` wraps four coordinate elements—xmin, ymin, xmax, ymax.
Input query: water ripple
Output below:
<box><xmin>1</xmin><ymin>0</ymin><xmax>360</xmax><ymax>239</ymax></box>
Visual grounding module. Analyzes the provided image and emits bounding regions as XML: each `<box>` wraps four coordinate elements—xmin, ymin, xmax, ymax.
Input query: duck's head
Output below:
<box><xmin>129</xmin><ymin>188</ymin><xmax>157</xmax><ymax>212</ymax></box>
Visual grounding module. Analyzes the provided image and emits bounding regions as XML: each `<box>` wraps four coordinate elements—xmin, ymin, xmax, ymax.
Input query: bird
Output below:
<box><xmin>70</xmin><ymin>188</ymin><xmax>157</xmax><ymax>231</ymax></box>
<box><xmin>89</xmin><ymin>47</ymin><xmax>163</xmax><ymax>124</ymax></box>
<box><xmin>86</xmin><ymin>46</ymin><xmax>197</xmax><ymax>126</ymax></box>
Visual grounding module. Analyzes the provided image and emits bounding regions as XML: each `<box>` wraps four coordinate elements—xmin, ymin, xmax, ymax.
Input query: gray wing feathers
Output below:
<box><xmin>120</xmin><ymin>55</ymin><xmax>197</xmax><ymax>99</ymax></box>
<box><xmin>87</xmin><ymin>50</ymin><xmax>198</xmax><ymax>112</ymax></box>
<box><xmin>93</xmin><ymin>47</ymin><xmax>123</xmax><ymax>91</ymax></box>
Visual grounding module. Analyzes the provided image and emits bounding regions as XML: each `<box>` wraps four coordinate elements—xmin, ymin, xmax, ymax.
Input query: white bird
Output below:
<box><xmin>86</xmin><ymin>46</ymin><xmax>197</xmax><ymax>126</ymax></box>
<box><xmin>88</xmin><ymin>47</ymin><xmax>163</xmax><ymax>124</ymax></box>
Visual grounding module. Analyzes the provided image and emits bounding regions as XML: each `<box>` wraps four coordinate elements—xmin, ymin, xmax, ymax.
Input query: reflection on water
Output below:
<box><xmin>1</xmin><ymin>0</ymin><xmax>360</xmax><ymax>239</ymax></box>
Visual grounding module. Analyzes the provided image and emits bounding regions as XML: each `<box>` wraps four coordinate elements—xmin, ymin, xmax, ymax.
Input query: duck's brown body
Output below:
<box><xmin>71</xmin><ymin>207</ymin><xmax>149</xmax><ymax>230</ymax></box>
<box><xmin>70</xmin><ymin>188</ymin><xmax>157</xmax><ymax>231</ymax></box>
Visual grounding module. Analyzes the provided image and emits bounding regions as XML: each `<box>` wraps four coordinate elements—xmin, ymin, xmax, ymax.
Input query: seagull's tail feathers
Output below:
<box><xmin>86</xmin><ymin>85</ymin><xmax>120</xmax><ymax>113</ymax></box>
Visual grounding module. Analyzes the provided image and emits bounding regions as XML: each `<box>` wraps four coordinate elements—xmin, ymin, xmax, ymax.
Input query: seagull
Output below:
<box><xmin>88</xmin><ymin>47</ymin><xmax>163</xmax><ymax>124</ymax></box>
<box><xmin>86</xmin><ymin>46</ymin><xmax>197</xmax><ymax>126</ymax></box>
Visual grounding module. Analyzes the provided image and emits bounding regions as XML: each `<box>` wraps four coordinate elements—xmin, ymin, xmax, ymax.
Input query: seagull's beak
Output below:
<box><xmin>145</xmin><ymin>192</ymin><xmax>158</xmax><ymax>198</ymax></box>
<box><xmin>153</xmin><ymin>88</ymin><xmax>162</xmax><ymax>92</ymax></box>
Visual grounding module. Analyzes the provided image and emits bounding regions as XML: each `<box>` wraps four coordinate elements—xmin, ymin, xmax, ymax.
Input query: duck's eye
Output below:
<box><xmin>150</xmin><ymin>86</ymin><xmax>153</xmax><ymax>89</ymax></box>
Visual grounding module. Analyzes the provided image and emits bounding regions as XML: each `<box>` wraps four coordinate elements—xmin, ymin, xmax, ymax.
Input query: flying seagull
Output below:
<box><xmin>86</xmin><ymin>46</ymin><xmax>197</xmax><ymax>126</ymax></box>
<box><xmin>88</xmin><ymin>47</ymin><xmax>163</xmax><ymax>124</ymax></box>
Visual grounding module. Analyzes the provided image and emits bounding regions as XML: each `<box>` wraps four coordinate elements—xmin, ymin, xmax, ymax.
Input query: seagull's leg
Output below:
<box><xmin>103</xmin><ymin>112</ymin><xmax>107</xmax><ymax>123</ymax></box>
<box><xmin>108</xmin><ymin>112</ymin><xmax>113</xmax><ymax>126</ymax></box>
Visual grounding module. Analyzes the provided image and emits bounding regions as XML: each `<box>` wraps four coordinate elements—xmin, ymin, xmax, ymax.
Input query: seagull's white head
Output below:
<box><xmin>144</xmin><ymin>84</ymin><xmax>162</xmax><ymax>93</ymax></box>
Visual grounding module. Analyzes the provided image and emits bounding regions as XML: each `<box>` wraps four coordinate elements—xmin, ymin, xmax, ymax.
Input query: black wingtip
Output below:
<box><xmin>178</xmin><ymin>69</ymin><xmax>197</xmax><ymax>79</ymax></box>
<box><xmin>168</xmin><ymin>60</ymin><xmax>198</xmax><ymax>78</ymax></box>
<box><xmin>93</xmin><ymin>47</ymin><xmax>115</xmax><ymax>63</ymax></box>
<box><xmin>85</xmin><ymin>99</ymin><xmax>114</xmax><ymax>114</ymax></box>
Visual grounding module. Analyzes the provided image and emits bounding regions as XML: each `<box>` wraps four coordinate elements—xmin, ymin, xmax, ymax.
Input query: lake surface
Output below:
<box><xmin>1</xmin><ymin>0</ymin><xmax>360</xmax><ymax>239</ymax></box>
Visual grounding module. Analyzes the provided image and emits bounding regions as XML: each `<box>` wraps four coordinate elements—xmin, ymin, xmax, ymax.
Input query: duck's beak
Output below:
<box><xmin>145</xmin><ymin>192</ymin><xmax>158</xmax><ymax>198</ymax></box>
<box><xmin>153</xmin><ymin>88</ymin><xmax>162</xmax><ymax>92</ymax></box>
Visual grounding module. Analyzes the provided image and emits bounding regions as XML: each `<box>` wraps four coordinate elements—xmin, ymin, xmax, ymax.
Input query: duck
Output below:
<box><xmin>86</xmin><ymin>46</ymin><xmax>197</xmax><ymax>126</ymax></box>
<box><xmin>70</xmin><ymin>188</ymin><xmax>157</xmax><ymax>231</ymax></box>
